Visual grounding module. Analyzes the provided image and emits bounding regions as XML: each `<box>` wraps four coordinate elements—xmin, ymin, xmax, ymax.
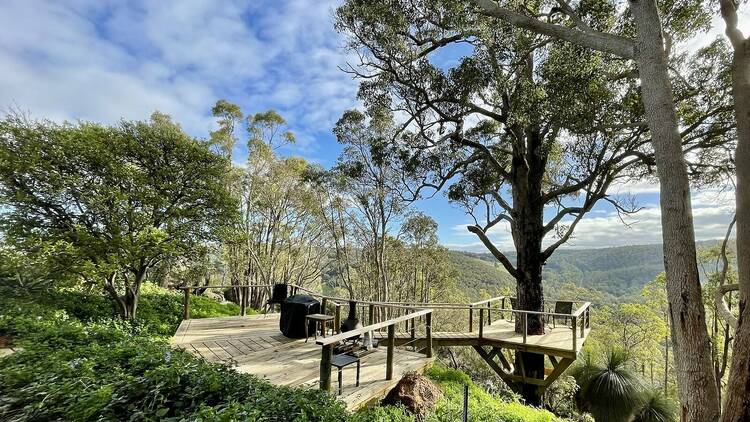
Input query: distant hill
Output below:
<box><xmin>448</xmin><ymin>252</ymin><xmax>516</xmax><ymax>297</ymax></box>
<box><xmin>451</xmin><ymin>240</ymin><xmax>726</xmax><ymax>303</ymax></box>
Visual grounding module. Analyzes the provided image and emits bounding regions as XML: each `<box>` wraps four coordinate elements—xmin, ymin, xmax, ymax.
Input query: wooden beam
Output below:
<box><xmin>386</xmin><ymin>324</ymin><xmax>395</xmax><ymax>380</ymax></box>
<box><xmin>473</xmin><ymin>345</ymin><xmax>515</xmax><ymax>384</ymax></box>
<box><xmin>317</xmin><ymin>309</ymin><xmax>432</xmax><ymax>346</ymax></box>
<box><xmin>240</xmin><ymin>286</ymin><xmax>247</xmax><ymax>316</ymax></box>
<box><xmin>334</xmin><ymin>304</ymin><xmax>341</xmax><ymax>334</ymax></box>
<box><xmin>320</xmin><ymin>344</ymin><xmax>332</xmax><ymax>391</ymax></box>
<box><xmin>487</xmin><ymin>347</ymin><xmax>500</xmax><ymax>361</ymax></box>
<box><xmin>495</xmin><ymin>348</ymin><xmax>513</xmax><ymax>373</ymax></box>
<box><xmin>479</xmin><ymin>308</ymin><xmax>485</xmax><ymax>338</ymax></box>
<box><xmin>183</xmin><ymin>288</ymin><xmax>191</xmax><ymax>320</ymax></box>
<box><xmin>548</xmin><ymin>355</ymin><xmax>559</xmax><ymax>368</ymax></box>
<box><xmin>541</xmin><ymin>357</ymin><xmax>574</xmax><ymax>391</ymax></box>
<box><xmin>425</xmin><ymin>312</ymin><xmax>433</xmax><ymax>358</ymax></box>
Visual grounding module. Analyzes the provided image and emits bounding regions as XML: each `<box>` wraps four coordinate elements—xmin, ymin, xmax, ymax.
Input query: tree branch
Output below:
<box><xmin>719</xmin><ymin>0</ymin><xmax>747</xmax><ymax>50</ymax></box>
<box><xmin>715</xmin><ymin>214</ymin><xmax>738</xmax><ymax>329</ymax></box>
<box><xmin>471</xmin><ymin>0</ymin><xmax>635</xmax><ymax>59</ymax></box>
<box><xmin>467</xmin><ymin>224</ymin><xmax>518</xmax><ymax>278</ymax></box>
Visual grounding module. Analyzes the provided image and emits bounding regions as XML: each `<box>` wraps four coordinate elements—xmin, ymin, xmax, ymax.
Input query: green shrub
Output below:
<box><xmin>425</xmin><ymin>366</ymin><xmax>564</xmax><ymax>422</ymax></box>
<box><xmin>0</xmin><ymin>284</ymin><xmax>345</xmax><ymax>421</ymax></box>
<box><xmin>0</xmin><ymin>337</ymin><xmax>347</xmax><ymax>421</ymax></box>
<box><xmin>351</xmin><ymin>405</ymin><xmax>415</xmax><ymax>422</ymax></box>
<box><xmin>0</xmin><ymin>283</ymin><xmax>244</xmax><ymax>342</ymax></box>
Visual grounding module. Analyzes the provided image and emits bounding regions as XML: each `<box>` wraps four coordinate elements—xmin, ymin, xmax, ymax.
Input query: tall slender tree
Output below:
<box><xmin>717</xmin><ymin>1</ymin><xmax>750</xmax><ymax>419</ymax></box>
<box><xmin>334</xmin><ymin>110</ymin><xmax>408</xmax><ymax>305</ymax></box>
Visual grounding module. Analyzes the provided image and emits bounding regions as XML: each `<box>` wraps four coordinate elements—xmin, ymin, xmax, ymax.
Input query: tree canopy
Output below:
<box><xmin>0</xmin><ymin>112</ymin><xmax>236</xmax><ymax>318</ymax></box>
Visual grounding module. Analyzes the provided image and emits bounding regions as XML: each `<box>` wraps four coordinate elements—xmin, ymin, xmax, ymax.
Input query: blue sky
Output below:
<box><xmin>0</xmin><ymin>0</ymin><xmax>740</xmax><ymax>251</ymax></box>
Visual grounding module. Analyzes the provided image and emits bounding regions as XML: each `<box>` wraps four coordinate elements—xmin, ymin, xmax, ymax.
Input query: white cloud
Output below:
<box><xmin>0</xmin><ymin>0</ymin><xmax>358</xmax><ymax>156</ymax></box>
<box><xmin>448</xmin><ymin>189</ymin><xmax>735</xmax><ymax>252</ymax></box>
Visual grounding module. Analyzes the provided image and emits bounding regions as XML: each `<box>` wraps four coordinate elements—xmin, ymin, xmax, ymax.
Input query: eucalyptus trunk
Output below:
<box><xmin>630</xmin><ymin>1</ymin><xmax>720</xmax><ymax>420</ymax></box>
<box><xmin>720</xmin><ymin>6</ymin><xmax>750</xmax><ymax>419</ymax></box>
<box><xmin>510</xmin><ymin>126</ymin><xmax>547</xmax><ymax>405</ymax></box>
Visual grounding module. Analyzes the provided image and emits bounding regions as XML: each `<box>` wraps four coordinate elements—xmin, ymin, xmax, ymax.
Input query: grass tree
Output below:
<box><xmin>570</xmin><ymin>348</ymin><xmax>675</xmax><ymax>422</ymax></box>
<box><xmin>633</xmin><ymin>389</ymin><xmax>679</xmax><ymax>422</ymax></box>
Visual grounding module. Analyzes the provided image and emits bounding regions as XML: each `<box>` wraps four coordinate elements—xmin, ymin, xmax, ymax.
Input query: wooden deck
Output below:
<box><xmin>171</xmin><ymin>314</ymin><xmax>434</xmax><ymax>411</ymax></box>
<box><xmin>379</xmin><ymin>318</ymin><xmax>590</xmax><ymax>359</ymax></box>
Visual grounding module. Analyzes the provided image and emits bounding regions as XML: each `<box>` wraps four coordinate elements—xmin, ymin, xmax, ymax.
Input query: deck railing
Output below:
<box><xmin>315</xmin><ymin>308</ymin><xmax>433</xmax><ymax>391</ymax></box>
<box><xmin>177</xmin><ymin>283</ymin><xmax>592</xmax><ymax>351</ymax></box>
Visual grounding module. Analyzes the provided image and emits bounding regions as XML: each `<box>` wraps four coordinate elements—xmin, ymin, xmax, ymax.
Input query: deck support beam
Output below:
<box><xmin>473</xmin><ymin>346</ymin><xmax>574</xmax><ymax>392</ymax></box>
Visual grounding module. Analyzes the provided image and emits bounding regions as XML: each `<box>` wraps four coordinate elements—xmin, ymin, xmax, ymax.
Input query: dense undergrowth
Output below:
<box><xmin>0</xmin><ymin>284</ymin><xmax>567</xmax><ymax>421</ymax></box>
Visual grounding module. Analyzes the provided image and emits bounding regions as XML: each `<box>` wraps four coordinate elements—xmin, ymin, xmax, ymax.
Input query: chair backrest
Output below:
<box><xmin>554</xmin><ymin>301</ymin><xmax>574</xmax><ymax>315</ymax></box>
<box><xmin>270</xmin><ymin>283</ymin><xmax>288</xmax><ymax>303</ymax></box>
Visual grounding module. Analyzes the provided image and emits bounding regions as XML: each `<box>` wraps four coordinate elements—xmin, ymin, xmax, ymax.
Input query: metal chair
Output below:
<box><xmin>265</xmin><ymin>283</ymin><xmax>288</xmax><ymax>314</ymax></box>
<box><xmin>551</xmin><ymin>301</ymin><xmax>574</xmax><ymax>328</ymax></box>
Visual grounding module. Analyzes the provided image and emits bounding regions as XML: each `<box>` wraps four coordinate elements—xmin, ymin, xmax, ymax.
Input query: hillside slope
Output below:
<box><xmin>452</xmin><ymin>240</ymin><xmax>725</xmax><ymax>302</ymax></box>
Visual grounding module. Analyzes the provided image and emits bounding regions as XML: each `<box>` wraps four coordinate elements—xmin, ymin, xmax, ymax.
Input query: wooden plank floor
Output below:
<box><xmin>478</xmin><ymin>318</ymin><xmax>589</xmax><ymax>354</ymax></box>
<box><xmin>376</xmin><ymin>318</ymin><xmax>590</xmax><ymax>359</ymax></box>
<box><xmin>171</xmin><ymin>314</ymin><xmax>434</xmax><ymax>411</ymax></box>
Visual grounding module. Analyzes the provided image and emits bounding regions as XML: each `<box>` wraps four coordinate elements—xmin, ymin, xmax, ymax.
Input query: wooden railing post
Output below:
<box><xmin>523</xmin><ymin>312</ymin><xmax>528</xmax><ymax>343</ymax></box>
<box><xmin>410</xmin><ymin>316</ymin><xmax>416</xmax><ymax>346</ymax></box>
<box><xmin>572</xmin><ymin>316</ymin><xmax>578</xmax><ymax>351</ymax></box>
<box><xmin>386</xmin><ymin>324</ymin><xmax>395</xmax><ymax>380</ymax></box>
<box><xmin>321</xmin><ymin>298</ymin><xmax>327</xmax><ymax>315</ymax></box>
<box><xmin>240</xmin><ymin>286</ymin><xmax>247</xmax><ymax>316</ymax></box>
<box><xmin>479</xmin><ymin>308</ymin><xmax>485</xmax><ymax>338</ymax></box>
<box><xmin>320</xmin><ymin>344</ymin><xmax>333</xmax><ymax>391</ymax></box>
<box><xmin>369</xmin><ymin>304</ymin><xmax>375</xmax><ymax>326</ymax></box>
<box><xmin>425</xmin><ymin>312</ymin><xmax>433</xmax><ymax>358</ymax></box>
<box><xmin>183</xmin><ymin>288</ymin><xmax>191</xmax><ymax>320</ymax></box>
<box><xmin>580</xmin><ymin>311</ymin><xmax>585</xmax><ymax>338</ymax></box>
<box><xmin>487</xmin><ymin>302</ymin><xmax>492</xmax><ymax>325</ymax></box>
<box><xmin>501</xmin><ymin>297</ymin><xmax>506</xmax><ymax>319</ymax></box>
<box><xmin>469</xmin><ymin>305</ymin><xmax>474</xmax><ymax>332</ymax></box>
<box><xmin>334</xmin><ymin>304</ymin><xmax>341</xmax><ymax>333</ymax></box>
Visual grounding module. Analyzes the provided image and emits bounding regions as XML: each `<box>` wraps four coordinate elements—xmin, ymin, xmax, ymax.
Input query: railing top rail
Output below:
<box><xmin>509</xmin><ymin>309</ymin><xmax>578</xmax><ymax>318</ymax></box>
<box><xmin>571</xmin><ymin>301</ymin><xmax>592</xmax><ymax>317</ymax></box>
<box><xmin>177</xmin><ymin>284</ymin><xmax>272</xmax><ymax>290</ymax></box>
<box><xmin>470</xmin><ymin>296</ymin><xmax>506</xmax><ymax>306</ymax></box>
<box><xmin>289</xmin><ymin>285</ymin><xmax>495</xmax><ymax>310</ymax></box>
<box><xmin>177</xmin><ymin>284</ymin><xmax>593</xmax><ymax>317</ymax></box>
<box><xmin>316</xmin><ymin>308</ymin><xmax>432</xmax><ymax>346</ymax></box>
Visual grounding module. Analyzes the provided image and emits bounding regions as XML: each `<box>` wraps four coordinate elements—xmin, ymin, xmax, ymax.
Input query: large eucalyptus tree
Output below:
<box><xmin>335</xmin><ymin>0</ymin><xmax>732</xmax><ymax>405</ymax></box>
